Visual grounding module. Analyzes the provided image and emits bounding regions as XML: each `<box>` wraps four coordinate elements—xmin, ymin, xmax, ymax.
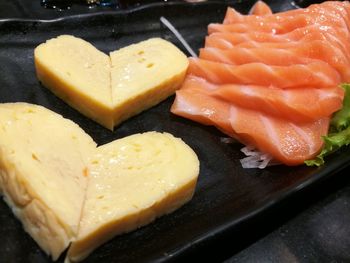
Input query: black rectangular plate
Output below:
<box><xmin>0</xmin><ymin>1</ymin><xmax>349</xmax><ymax>262</ymax></box>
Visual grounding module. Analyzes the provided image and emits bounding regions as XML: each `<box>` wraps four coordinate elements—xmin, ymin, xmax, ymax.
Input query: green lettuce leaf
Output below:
<box><xmin>305</xmin><ymin>127</ymin><xmax>350</xmax><ymax>166</ymax></box>
<box><xmin>330</xmin><ymin>83</ymin><xmax>350</xmax><ymax>132</ymax></box>
<box><xmin>305</xmin><ymin>84</ymin><xmax>350</xmax><ymax>166</ymax></box>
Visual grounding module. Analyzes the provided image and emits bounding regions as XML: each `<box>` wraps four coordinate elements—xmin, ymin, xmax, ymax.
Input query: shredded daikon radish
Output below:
<box><xmin>220</xmin><ymin>137</ymin><xmax>237</xmax><ymax>144</ymax></box>
<box><xmin>240</xmin><ymin>145</ymin><xmax>280</xmax><ymax>169</ymax></box>
<box><xmin>160</xmin><ymin>16</ymin><xmax>198</xmax><ymax>58</ymax></box>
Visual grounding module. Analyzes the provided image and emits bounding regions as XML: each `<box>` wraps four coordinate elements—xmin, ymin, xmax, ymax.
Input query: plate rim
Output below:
<box><xmin>1</xmin><ymin>1</ymin><xmax>350</xmax><ymax>262</ymax></box>
<box><xmin>0</xmin><ymin>1</ymin><xmax>250</xmax><ymax>23</ymax></box>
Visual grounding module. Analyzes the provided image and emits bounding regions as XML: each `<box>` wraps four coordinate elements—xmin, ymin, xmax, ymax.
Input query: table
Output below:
<box><xmin>1</xmin><ymin>1</ymin><xmax>350</xmax><ymax>262</ymax></box>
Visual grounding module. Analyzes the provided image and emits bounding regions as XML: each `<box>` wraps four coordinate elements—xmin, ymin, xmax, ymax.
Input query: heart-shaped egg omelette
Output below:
<box><xmin>0</xmin><ymin>103</ymin><xmax>199</xmax><ymax>262</ymax></box>
<box><xmin>34</xmin><ymin>35</ymin><xmax>189</xmax><ymax>130</ymax></box>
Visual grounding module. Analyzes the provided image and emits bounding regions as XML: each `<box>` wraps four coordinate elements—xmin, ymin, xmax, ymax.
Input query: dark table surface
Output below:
<box><xmin>1</xmin><ymin>1</ymin><xmax>350</xmax><ymax>262</ymax></box>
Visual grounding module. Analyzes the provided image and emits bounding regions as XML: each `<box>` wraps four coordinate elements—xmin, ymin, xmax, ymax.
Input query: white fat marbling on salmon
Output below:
<box><xmin>239</xmin><ymin>85</ymin><xmax>256</xmax><ymax>97</ymax></box>
<box><xmin>324</xmin><ymin>31</ymin><xmax>348</xmax><ymax>55</ymax></box>
<box><xmin>308</xmin><ymin>63</ymin><xmax>339</xmax><ymax>86</ymax></box>
<box><xmin>281</xmin><ymin>88</ymin><xmax>291</xmax><ymax>102</ymax></box>
<box><xmin>172</xmin><ymin>92</ymin><xmax>198</xmax><ymax>115</ymax></box>
<box><xmin>190</xmin><ymin>76</ymin><xmax>217</xmax><ymax>91</ymax></box>
<box><xmin>317</xmin><ymin>88</ymin><xmax>339</xmax><ymax>101</ymax></box>
<box><xmin>289</xmin><ymin>122</ymin><xmax>315</xmax><ymax>154</ymax></box>
<box><xmin>228</xmin><ymin>106</ymin><xmax>238</xmax><ymax>126</ymax></box>
<box><xmin>209</xmin><ymin>23</ymin><xmax>251</xmax><ymax>34</ymax></box>
<box><xmin>217</xmin><ymin>39</ymin><xmax>235</xmax><ymax>49</ymax></box>
<box><xmin>190</xmin><ymin>58</ymin><xmax>339</xmax><ymax>88</ymax></box>
<box><xmin>204</xmin><ymin>48</ymin><xmax>234</xmax><ymax>64</ymax></box>
<box><xmin>191</xmin><ymin>59</ymin><xmax>222</xmax><ymax>83</ymax></box>
<box><xmin>259</xmin><ymin>114</ymin><xmax>282</xmax><ymax>155</ymax></box>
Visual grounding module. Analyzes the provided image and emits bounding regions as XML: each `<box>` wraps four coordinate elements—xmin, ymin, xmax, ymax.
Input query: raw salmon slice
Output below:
<box><xmin>171</xmin><ymin>83</ymin><xmax>234</xmax><ymax>137</ymax></box>
<box><xmin>205</xmin><ymin>25</ymin><xmax>350</xmax><ymax>54</ymax></box>
<box><xmin>229</xmin><ymin>105</ymin><xmax>329</xmax><ymax>166</ymax></box>
<box><xmin>171</xmin><ymin>80</ymin><xmax>330</xmax><ymax>166</ymax></box>
<box><xmin>203</xmin><ymin>29</ymin><xmax>310</xmax><ymax>48</ymax></box>
<box><xmin>200</xmin><ymin>47</ymin><xmax>314</xmax><ymax>66</ymax></box>
<box><xmin>223</xmin><ymin>1</ymin><xmax>350</xmax><ymax>30</ymax></box>
<box><xmin>222</xmin><ymin>2</ymin><xmax>272</xmax><ymax>25</ymax></box>
<box><xmin>233</xmin><ymin>38</ymin><xmax>348</xmax><ymax>53</ymax></box>
<box><xmin>249</xmin><ymin>1</ymin><xmax>273</xmax><ymax>16</ymax></box>
<box><xmin>206</xmin><ymin>31</ymin><xmax>350</xmax><ymax>71</ymax></box>
<box><xmin>209</xmin><ymin>14</ymin><xmax>312</xmax><ymax>35</ymax></box>
<box><xmin>188</xmin><ymin>58</ymin><xmax>340</xmax><ymax>88</ymax></box>
<box><xmin>216</xmin><ymin>5</ymin><xmax>350</xmax><ymax>36</ymax></box>
<box><xmin>200</xmin><ymin>40</ymin><xmax>350</xmax><ymax>81</ymax></box>
<box><xmin>182</xmin><ymin>76</ymin><xmax>344</xmax><ymax>123</ymax></box>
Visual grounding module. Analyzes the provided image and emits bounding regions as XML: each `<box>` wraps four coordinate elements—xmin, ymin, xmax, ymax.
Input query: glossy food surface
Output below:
<box><xmin>0</xmin><ymin>1</ymin><xmax>349</xmax><ymax>262</ymax></box>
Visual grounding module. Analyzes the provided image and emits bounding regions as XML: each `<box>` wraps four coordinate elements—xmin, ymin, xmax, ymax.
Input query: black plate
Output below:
<box><xmin>0</xmin><ymin>1</ymin><xmax>349</xmax><ymax>263</ymax></box>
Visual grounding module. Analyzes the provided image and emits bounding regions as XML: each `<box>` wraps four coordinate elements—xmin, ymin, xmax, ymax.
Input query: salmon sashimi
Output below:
<box><xmin>206</xmin><ymin>31</ymin><xmax>350</xmax><ymax>72</ymax></box>
<box><xmin>204</xmin><ymin>29</ymin><xmax>323</xmax><ymax>48</ymax></box>
<box><xmin>233</xmin><ymin>38</ymin><xmax>348</xmax><ymax>55</ymax></box>
<box><xmin>171</xmin><ymin>81</ymin><xmax>330</xmax><ymax>166</ymax></box>
<box><xmin>171</xmin><ymin>83</ymin><xmax>234</xmax><ymax>137</ymax></box>
<box><xmin>205</xmin><ymin>25</ymin><xmax>350</xmax><ymax>55</ymax></box>
<box><xmin>171</xmin><ymin>1</ymin><xmax>349</xmax><ymax>167</ymax></box>
<box><xmin>223</xmin><ymin>1</ymin><xmax>350</xmax><ymax>30</ymax></box>
<box><xmin>182</xmin><ymin>76</ymin><xmax>344</xmax><ymax>123</ymax></box>
<box><xmin>224</xmin><ymin>1</ymin><xmax>349</xmax><ymax>23</ymax></box>
<box><xmin>217</xmin><ymin>17</ymin><xmax>348</xmax><ymax>38</ymax></box>
<box><xmin>222</xmin><ymin>5</ymin><xmax>244</xmax><ymax>24</ymax></box>
<box><xmin>306</xmin><ymin>1</ymin><xmax>350</xmax><ymax>30</ymax></box>
<box><xmin>222</xmin><ymin>1</ymin><xmax>272</xmax><ymax>25</ymax></box>
<box><xmin>249</xmin><ymin>1</ymin><xmax>273</xmax><ymax>16</ymax></box>
<box><xmin>209</xmin><ymin>15</ymin><xmax>312</xmax><ymax>35</ymax></box>
<box><xmin>188</xmin><ymin>58</ymin><xmax>340</xmax><ymax>88</ymax></box>
<box><xmin>224</xmin><ymin>1</ymin><xmax>348</xmax><ymax>23</ymax></box>
<box><xmin>229</xmin><ymin>106</ymin><xmax>330</xmax><ymax>166</ymax></box>
<box><xmin>200</xmin><ymin>40</ymin><xmax>350</xmax><ymax>81</ymax></box>
<box><xmin>200</xmin><ymin>47</ymin><xmax>314</xmax><ymax>66</ymax></box>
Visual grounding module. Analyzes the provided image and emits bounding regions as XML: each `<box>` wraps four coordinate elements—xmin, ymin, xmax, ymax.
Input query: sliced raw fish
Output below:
<box><xmin>171</xmin><ymin>80</ymin><xmax>330</xmax><ymax>165</ymax></box>
<box><xmin>188</xmin><ymin>58</ymin><xmax>340</xmax><ymax>88</ymax></box>
<box><xmin>180</xmin><ymin>76</ymin><xmax>344</xmax><ymax>123</ymax></box>
<box><xmin>200</xmin><ymin>40</ymin><xmax>350</xmax><ymax>81</ymax></box>
<box><xmin>249</xmin><ymin>1</ymin><xmax>273</xmax><ymax>16</ymax></box>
